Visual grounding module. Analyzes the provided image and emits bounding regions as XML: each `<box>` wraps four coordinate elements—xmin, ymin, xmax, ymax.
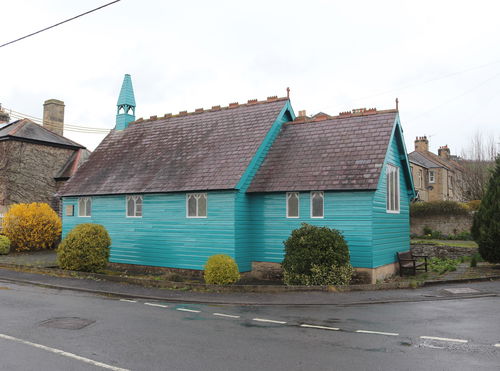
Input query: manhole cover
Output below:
<box><xmin>39</xmin><ymin>317</ymin><xmax>95</xmax><ymax>330</ymax></box>
<box><xmin>443</xmin><ymin>288</ymin><xmax>480</xmax><ymax>294</ymax></box>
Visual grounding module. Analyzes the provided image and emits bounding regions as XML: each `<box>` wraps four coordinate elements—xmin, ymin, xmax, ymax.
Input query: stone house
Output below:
<box><xmin>408</xmin><ymin>136</ymin><xmax>464</xmax><ymax>202</ymax></box>
<box><xmin>0</xmin><ymin>100</ymin><xmax>90</xmax><ymax>217</ymax></box>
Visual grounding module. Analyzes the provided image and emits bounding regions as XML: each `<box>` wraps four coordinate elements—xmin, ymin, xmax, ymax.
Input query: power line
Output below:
<box><xmin>322</xmin><ymin>58</ymin><xmax>500</xmax><ymax>114</ymax></box>
<box><xmin>0</xmin><ymin>0</ymin><xmax>121</xmax><ymax>49</ymax></box>
<box><xmin>5</xmin><ymin>108</ymin><xmax>111</xmax><ymax>134</ymax></box>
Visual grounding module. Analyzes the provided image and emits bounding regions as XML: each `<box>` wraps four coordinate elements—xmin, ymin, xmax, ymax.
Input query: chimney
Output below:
<box><xmin>43</xmin><ymin>99</ymin><xmax>65</xmax><ymax>136</ymax></box>
<box><xmin>414</xmin><ymin>136</ymin><xmax>429</xmax><ymax>152</ymax></box>
<box><xmin>438</xmin><ymin>145</ymin><xmax>450</xmax><ymax>159</ymax></box>
<box><xmin>298</xmin><ymin>110</ymin><xmax>307</xmax><ymax>117</ymax></box>
<box><xmin>0</xmin><ymin>104</ymin><xmax>9</xmax><ymax>124</ymax></box>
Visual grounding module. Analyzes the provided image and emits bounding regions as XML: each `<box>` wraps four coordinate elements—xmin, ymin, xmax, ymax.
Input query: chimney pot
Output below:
<box><xmin>298</xmin><ymin>110</ymin><xmax>307</xmax><ymax>117</ymax></box>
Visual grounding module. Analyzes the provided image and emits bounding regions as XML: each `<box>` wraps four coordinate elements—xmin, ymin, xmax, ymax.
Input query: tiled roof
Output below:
<box><xmin>409</xmin><ymin>151</ymin><xmax>441</xmax><ymax>169</ymax></box>
<box><xmin>60</xmin><ymin>98</ymin><xmax>289</xmax><ymax>196</ymax></box>
<box><xmin>248</xmin><ymin>110</ymin><xmax>398</xmax><ymax>192</ymax></box>
<box><xmin>0</xmin><ymin>119</ymin><xmax>85</xmax><ymax>149</ymax></box>
<box><xmin>55</xmin><ymin>148</ymin><xmax>91</xmax><ymax>180</ymax></box>
<box><xmin>409</xmin><ymin>150</ymin><xmax>464</xmax><ymax>172</ymax></box>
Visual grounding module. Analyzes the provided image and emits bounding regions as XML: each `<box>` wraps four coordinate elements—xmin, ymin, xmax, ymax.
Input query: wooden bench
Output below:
<box><xmin>397</xmin><ymin>251</ymin><xmax>428</xmax><ymax>276</ymax></box>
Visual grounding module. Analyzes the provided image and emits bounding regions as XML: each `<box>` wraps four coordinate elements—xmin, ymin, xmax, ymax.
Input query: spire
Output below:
<box><xmin>115</xmin><ymin>74</ymin><xmax>136</xmax><ymax>130</ymax></box>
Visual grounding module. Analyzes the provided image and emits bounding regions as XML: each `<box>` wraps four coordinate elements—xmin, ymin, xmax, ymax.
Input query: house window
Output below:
<box><xmin>429</xmin><ymin>170</ymin><xmax>435</xmax><ymax>183</ymax></box>
<box><xmin>126</xmin><ymin>195</ymin><xmax>143</xmax><ymax>217</ymax></box>
<box><xmin>78</xmin><ymin>197</ymin><xmax>92</xmax><ymax>217</ymax></box>
<box><xmin>286</xmin><ymin>192</ymin><xmax>299</xmax><ymax>218</ymax></box>
<box><xmin>386</xmin><ymin>164</ymin><xmax>400</xmax><ymax>213</ymax></box>
<box><xmin>186</xmin><ymin>193</ymin><xmax>207</xmax><ymax>218</ymax></box>
<box><xmin>310</xmin><ymin>191</ymin><xmax>324</xmax><ymax>218</ymax></box>
<box><xmin>65</xmin><ymin>205</ymin><xmax>74</xmax><ymax>216</ymax></box>
<box><xmin>418</xmin><ymin>169</ymin><xmax>423</xmax><ymax>188</ymax></box>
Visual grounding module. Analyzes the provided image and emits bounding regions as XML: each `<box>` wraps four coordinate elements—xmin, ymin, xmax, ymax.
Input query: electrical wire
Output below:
<box><xmin>5</xmin><ymin>109</ymin><xmax>111</xmax><ymax>134</ymax></box>
<box><xmin>0</xmin><ymin>0</ymin><xmax>121</xmax><ymax>48</ymax></box>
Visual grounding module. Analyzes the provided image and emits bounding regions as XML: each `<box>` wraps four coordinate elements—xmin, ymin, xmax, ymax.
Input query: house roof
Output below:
<box><xmin>55</xmin><ymin>148</ymin><xmax>91</xmax><ymax>180</ymax></box>
<box><xmin>248</xmin><ymin>110</ymin><xmax>399</xmax><ymax>192</ymax></box>
<box><xmin>408</xmin><ymin>151</ymin><xmax>441</xmax><ymax>169</ymax></box>
<box><xmin>0</xmin><ymin>119</ymin><xmax>85</xmax><ymax>149</ymax></box>
<box><xmin>408</xmin><ymin>150</ymin><xmax>464</xmax><ymax>172</ymax></box>
<box><xmin>60</xmin><ymin>98</ymin><xmax>290</xmax><ymax>196</ymax></box>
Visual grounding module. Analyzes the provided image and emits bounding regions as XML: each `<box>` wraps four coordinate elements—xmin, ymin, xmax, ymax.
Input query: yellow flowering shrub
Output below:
<box><xmin>203</xmin><ymin>254</ymin><xmax>240</xmax><ymax>285</ymax></box>
<box><xmin>1</xmin><ymin>203</ymin><xmax>62</xmax><ymax>251</ymax></box>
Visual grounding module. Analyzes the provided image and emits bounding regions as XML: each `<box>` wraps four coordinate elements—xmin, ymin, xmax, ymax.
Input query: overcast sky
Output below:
<box><xmin>2</xmin><ymin>0</ymin><xmax>499</xmax><ymax>154</ymax></box>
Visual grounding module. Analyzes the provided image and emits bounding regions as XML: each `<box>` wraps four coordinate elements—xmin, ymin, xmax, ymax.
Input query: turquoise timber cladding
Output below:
<box><xmin>62</xmin><ymin>192</ymin><xmax>237</xmax><ymax>270</ymax></box>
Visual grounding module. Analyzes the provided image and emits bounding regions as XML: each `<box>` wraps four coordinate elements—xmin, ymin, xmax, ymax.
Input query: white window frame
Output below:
<box><xmin>186</xmin><ymin>193</ymin><xmax>207</xmax><ymax>218</ymax></box>
<box><xmin>418</xmin><ymin>169</ymin><xmax>423</xmax><ymax>188</ymax></box>
<box><xmin>286</xmin><ymin>192</ymin><xmax>300</xmax><ymax>218</ymax></box>
<box><xmin>126</xmin><ymin>195</ymin><xmax>143</xmax><ymax>218</ymax></box>
<box><xmin>310</xmin><ymin>191</ymin><xmax>324</xmax><ymax>218</ymax></box>
<box><xmin>78</xmin><ymin>197</ymin><xmax>92</xmax><ymax>217</ymax></box>
<box><xmin>386</xmin><ymin>164</ymin><xmax>400</xmax><ymax>214</ymax></box>
<box><xmin>429</xmin><ymin>170</ymin><xmax>435</xmax><ymax>183</ymax></box>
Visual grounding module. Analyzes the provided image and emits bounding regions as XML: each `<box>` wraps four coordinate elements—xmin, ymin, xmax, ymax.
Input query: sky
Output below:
<box><xmin>2</xmin><ymin>0</ymin><xmax>500</xmax><ymax>155</ymax></box>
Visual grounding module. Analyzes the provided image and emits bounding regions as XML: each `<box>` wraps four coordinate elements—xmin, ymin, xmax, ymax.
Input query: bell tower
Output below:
<box><xmin>115</xmin><ymin>74</ymin><xmax>136</xmax><ymax>130</ymax></box>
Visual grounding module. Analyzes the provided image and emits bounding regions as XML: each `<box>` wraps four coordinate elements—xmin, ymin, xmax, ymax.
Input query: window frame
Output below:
<box><xmin>429</xmin><ymin>170</ymin><xmax>435</xmax><ymax>183</ymax></box>
<box><xmin>286</xmin><ymin>192</ymin><xmax>300</xmax><ymax>218</ymax></box>
<box><xmin>78</xmin><ymin>197</ymin><xmax>92</xmax><ymax>217</ymax></box>
<box><xmin>126</xmin><ymin>195</ymin><xmax>143</xmax><ymax>218</ymax></box>
<box><xmin>386</xmin><ymin>164</ymin><xmax>400</xmax><ymax>214</ymax></box>
<box><xmin>310</xmin><ymin>191</ymin><xmax>324</xmax><ymax>218</ymax></box>
<box><xmin>186</xmin><ymin>193</ymin><xmax>208</xmax><ymax>218</ymax></box>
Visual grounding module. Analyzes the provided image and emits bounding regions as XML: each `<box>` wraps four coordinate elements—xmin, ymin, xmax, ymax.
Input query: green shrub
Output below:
<box><xmin>0</xmin><ymin>235</ymin><xmax>10</xmax><ymax>255</ymax></box>
<box><xmin>472</xmin><ymin>157</ymin><xmax>500</xmax><ymax>263</ymax></box>
<box><xmin>203</xmin><ymin>254</ymin><xmax>240</xmax><ymax>285</ymax></box>
<box><xmin>1</xmin><ymin>203</ymin><xmax>61</xmax><ymax>251</ymax></box>
<box><xmin>470</xmin><ymin>256</ymin><xmax>477</xmax><ymax>268</ymax></box>
<box><xmin>57</xmin><ymin>224</ymin><xmax>111</xmax><ymax>272</ymax></box>
<box><xmin>282</xmin><ymin>223</ymin><xmax>353</xmax><ymax>286</ymax></box>
<box><xmin>428</xmin><ymin>257</ymin><xmax>459</xmax><ymax>275</ymax></box>
<box><xmin>410</xmin><ymin>201</ymin><xmax>469</xmax><ymax>217</ymax></box>
<box><xmin>466</xmin><ymin>200</ymin><xmax>481</xmax><ymax>211</ymax></box>
<box><xmin>422</xmin><ymin>226</ymin><xmax>432</xmax><ymax>236</ymax></box>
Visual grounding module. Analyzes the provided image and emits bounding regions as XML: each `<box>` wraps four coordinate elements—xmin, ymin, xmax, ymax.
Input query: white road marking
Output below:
<box><xmin>144</xmin><ymin>303</ymin><xmax>168</xmax><ymax>308</ymax></box>
<box><xmin>494</xmin><ymin>344</ymin><xmax>500</xmax><ymax>348</ymax></box>
<box><xmin>0</xmin><ymin>333</ymin><xmax>129</xmax><ymax>371</ymax></box>
<box><xmin>356</xmin><ymin>330</ymin><xmax>399</xmax><ymax>336</ymax></box>
<box><xmin>119</xmin><ymin>299</ymin><xmax>137</xmax><ymax>303</ymax></box>
<box><xmin>252</xmin><ymin>318</ymin><xmax>287</xmax><ymax>325</ymax></box>
<box><xmin>420</xmin><ymin>336</ymin><xmax>468</xmax><ymax>343</ymax></box>
<box><xmin>213</xmin><ymin>313</ymin><xmax>240</xmax><ymax>319</ymax></box>
<box><xmin>300</xmin><ymin>324</ymin><xmax>340</xmax><ymax>331</ymax></box>
<box><xmin>176</xmin><ymin>308</ymin><xmax>201</xmax><ymax>313</ymax></box>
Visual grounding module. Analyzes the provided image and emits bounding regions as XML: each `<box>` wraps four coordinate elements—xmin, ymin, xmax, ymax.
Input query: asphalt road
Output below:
<box><xmin>0</xmin><ymin>281</ymin><xmax>499</xmax><ymax>371</ymax></box>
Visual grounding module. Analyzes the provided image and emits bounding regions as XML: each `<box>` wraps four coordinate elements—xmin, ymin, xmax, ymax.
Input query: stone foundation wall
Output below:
<box><xmin>410</xmin><ymin>214</ymin><xmax>473</xmax><ymax>236</ymax></box>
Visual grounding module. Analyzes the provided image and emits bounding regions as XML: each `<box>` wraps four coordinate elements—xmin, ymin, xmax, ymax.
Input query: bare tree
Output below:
<box><xmin>457</xmin><ymin>131</ymin><xmax>497</xmax><ymax>201</ymax></box>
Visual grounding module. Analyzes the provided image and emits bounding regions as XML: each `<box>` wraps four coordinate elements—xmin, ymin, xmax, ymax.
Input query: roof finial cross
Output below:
<box><xmin>286</xmin><ymin>87</ymin><xmax>290</xmax><ymax>99</ymax></box>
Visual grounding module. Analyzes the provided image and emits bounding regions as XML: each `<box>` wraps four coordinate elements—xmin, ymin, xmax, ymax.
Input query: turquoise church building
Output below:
<box><xmin>60</xmin><ymin>75</ymin><xmax>415</xmax><ymax>283</ymax></box>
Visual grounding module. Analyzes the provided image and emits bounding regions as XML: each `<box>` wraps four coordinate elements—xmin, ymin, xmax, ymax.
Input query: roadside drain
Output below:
<box><xmin>39</xmin><ymin>317</ymin><xmax>95</xmax><ymax>330</ymax></box>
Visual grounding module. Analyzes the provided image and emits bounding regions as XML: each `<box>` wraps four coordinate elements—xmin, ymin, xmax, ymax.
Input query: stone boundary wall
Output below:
<box><xmin>411</xmin><ymin>214</ymin><xmax>473</xmax><ymax>236</ymax></box>
<box><xmin>411</xmin><ymin>244</ymin><xmax>477</xmax><ymax>260</ymax></box>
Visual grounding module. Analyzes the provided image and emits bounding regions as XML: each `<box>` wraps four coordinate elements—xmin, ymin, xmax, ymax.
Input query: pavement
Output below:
<box><xmin>0</xmin><ymin>263</ymin><xmax>499</xmax><ymax>306</ymax></box>
<box><xmin>0</xmin><ymin>249</ymin><xmax>499</xmax><ymax>306</ymax></box>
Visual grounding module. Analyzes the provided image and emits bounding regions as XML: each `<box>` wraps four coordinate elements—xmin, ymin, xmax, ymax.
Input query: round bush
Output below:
<box><xmin>203</xmin><ymin>254</ymin><xmax>240</xmax><ymax>285</ymax></box>
<box><xmin>1</xmin><ymin>203</ymin><xmax>61</xmax><ymax>251</ymax></box>
<box><xmin>57</xmin><ymin>224</ymin><xmax>111</xmax><ymax>272</ymax></box>
<box><xmin>282</xmin><ymin>223</ymin><xmax>353</xmax><ymax>286</ymax></box>
<box><xmin>0</xmin><ymin>235</ymin><xmax>11</xmax><ymax>255</ymax></box>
